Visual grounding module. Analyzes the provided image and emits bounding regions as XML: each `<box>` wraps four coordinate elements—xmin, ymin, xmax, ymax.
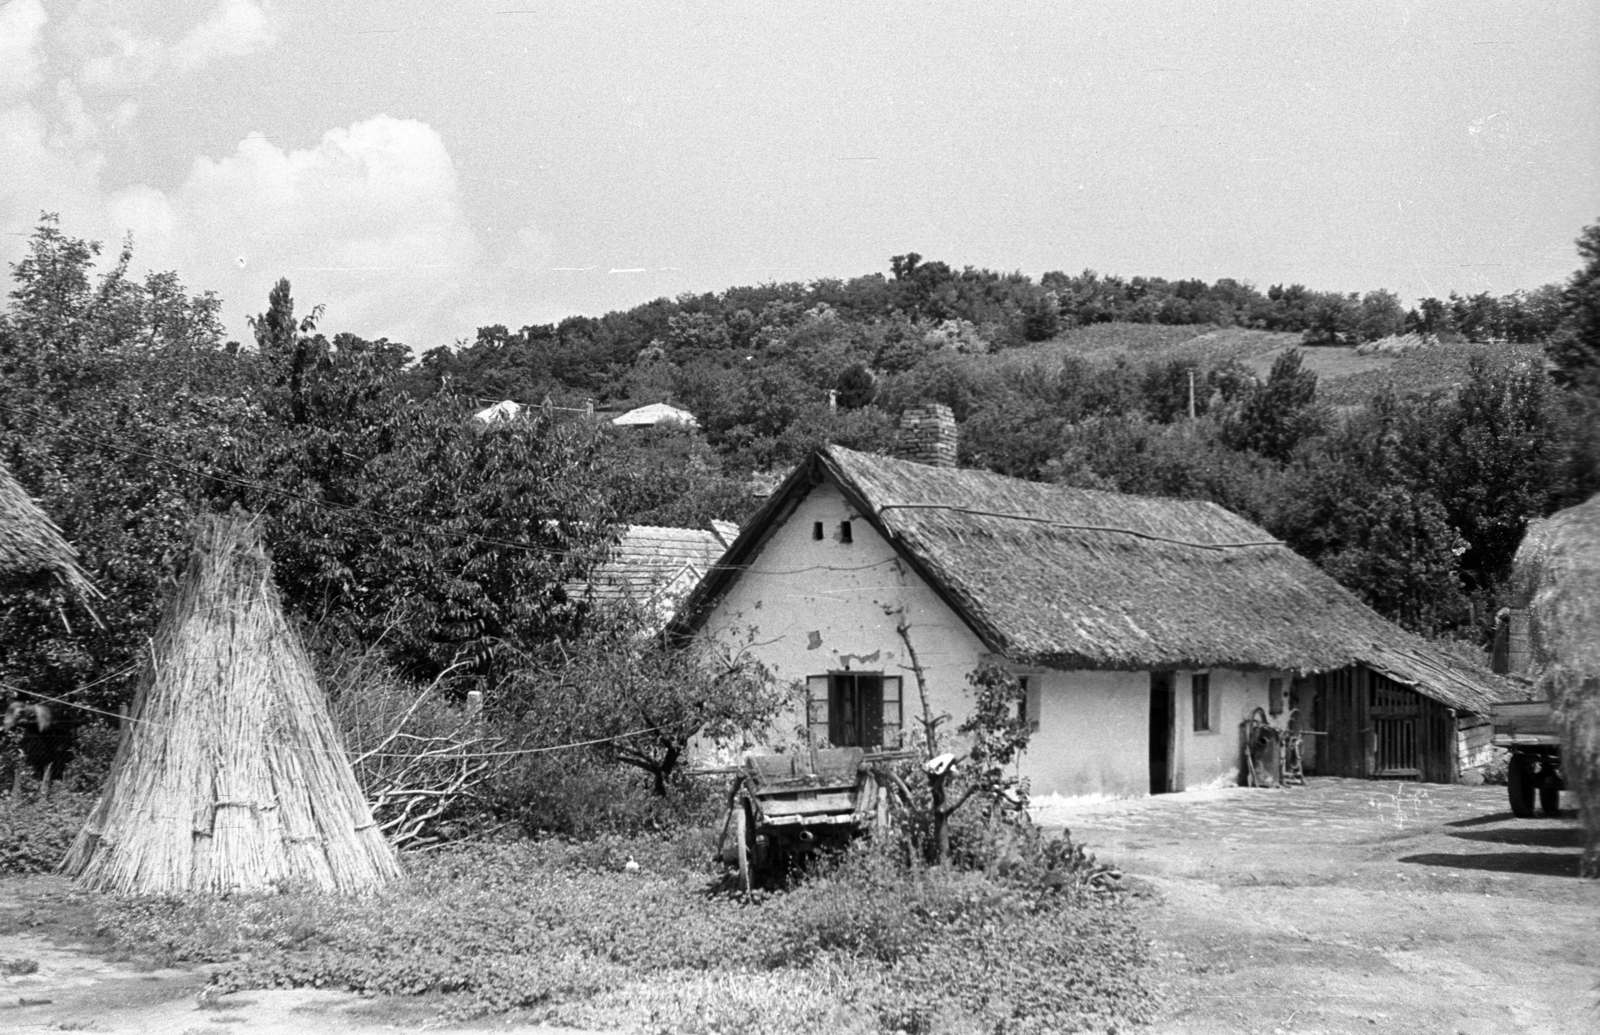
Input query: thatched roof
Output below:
<box><xmin>62</xmin><ymin>513</ymin><xmax>400</xmax><ymax>895</ymax></box>
<box><xmin>0</xmin><ymin>460</ymin><xmax>94</xmax><ymax>599</ymax></box>
<box><xmin>675</xmin><ymin>446</ymin><xmax>1506</xmax><ymax>715</ymax></box>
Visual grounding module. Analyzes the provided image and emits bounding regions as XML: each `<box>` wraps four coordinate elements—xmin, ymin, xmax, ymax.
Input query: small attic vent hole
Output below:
<box><xmin>812</xmin><ymin>521</ymin><xmax>824</xmax><ymax>540</ymax></box>
<box><xmin>840</xmin><ymin>520</ymin><xmax>853</xmax><ymax>544</ymax></box>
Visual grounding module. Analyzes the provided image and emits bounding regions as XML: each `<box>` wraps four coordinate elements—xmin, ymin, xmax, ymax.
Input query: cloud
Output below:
<box><xmin>0</xmin><ymin>0</ymin><xmax>48</xmax><ymax>98</ymax></box>
<box><xmin>171</xmin><ymin>0</ymin><xmax>276</xmax><ymax>72</ymax></box>
<box><xmin>159</xmin><ymin>116</ymin><xmax>485</xmax><ymax>343</ymax></box>
<box><xmin>2</xmin><ymin>2</ymin><xmax>534</xmax><ymax>349</ymax></box>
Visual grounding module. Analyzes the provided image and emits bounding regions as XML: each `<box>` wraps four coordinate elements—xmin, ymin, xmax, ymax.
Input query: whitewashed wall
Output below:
<box><xmin>697</xmin><ymin>477</ymin><xmax>986</xmax><ymax>745</ymax></box>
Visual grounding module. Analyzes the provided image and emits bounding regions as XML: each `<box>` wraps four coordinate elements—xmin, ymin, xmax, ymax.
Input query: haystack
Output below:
<box><xmin>1511</xmin><ymin>493</ymin><xmax>1600</xmax><ymax>878</ymax></box>
<box><xmin>61</xmin><ymin>513</ymin><xmax>401</xmax><ymax>894</ymax></box>
<box><xmin>0</xmin><ymin>459</ymin><xmax>94</xmax><ymax>599</ymax></box>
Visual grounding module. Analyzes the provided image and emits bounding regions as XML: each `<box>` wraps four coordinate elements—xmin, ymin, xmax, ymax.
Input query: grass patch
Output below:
<box><xmin>1</xmin><ymin>789</ymin><xmax>95</xmax><ymax>876</ymax></box>
<box><xmin>92</xmin><ymin>834</ymin><xmax>1156</xmax><ymax>1033</ymax></box>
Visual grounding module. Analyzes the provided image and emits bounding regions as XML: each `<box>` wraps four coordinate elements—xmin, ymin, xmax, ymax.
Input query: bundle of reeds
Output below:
<box><xmin>60</xmin><ymin>513</ymin><xmax>401</xmax><ymax>894</ymax></box>
<box><xmin>0</xmin><ymin>460</ymin><xmax>95</xmax><ymax>599</ymax></box>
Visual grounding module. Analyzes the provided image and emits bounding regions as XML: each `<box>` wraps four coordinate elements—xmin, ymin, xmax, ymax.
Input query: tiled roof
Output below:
<box><xmin>582</xmin><ymin>525</ymin><xmax>729</xmax><ymax>619</ymax></box>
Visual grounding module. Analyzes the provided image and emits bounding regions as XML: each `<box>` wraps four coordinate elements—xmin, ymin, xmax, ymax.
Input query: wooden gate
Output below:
<box><xmin>1370</xmin><ymin>681</ymin><xmax>1420</xmax><ymax>778</ymax></box>
<box><xmin>1308</xmin><ymin>666</ymin><xmax>1460</xmax><ymax>783</ymax></box>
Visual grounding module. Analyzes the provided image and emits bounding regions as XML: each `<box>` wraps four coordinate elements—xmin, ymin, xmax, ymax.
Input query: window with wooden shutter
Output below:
<box><xmin>812</xmin><ymin>673</ymin><xmax>899</xmax><ymax>748</ymax></box>
<box><xmin>806</xmin><ymin>676</ymin><xmax>830</xmax><ymax>747</ymax></box>
<box><xmin>881</xmin><ymin>676</ymin><xmax>902</xmax><ymax>748</ymax></box>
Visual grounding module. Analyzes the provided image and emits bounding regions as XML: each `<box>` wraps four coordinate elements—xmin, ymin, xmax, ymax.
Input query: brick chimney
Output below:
<box><xmin>894</xmin><ymin>403</ymin><xmax>958</xmax><ymax>468</ymax></box>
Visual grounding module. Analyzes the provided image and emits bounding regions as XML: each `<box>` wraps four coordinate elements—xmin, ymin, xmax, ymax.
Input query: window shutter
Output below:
<box><xmin>859</xmin><ymin>674</ymin><xmax>883</xmax><ymax>748</ymax></box>
<box><xmin>881</xmin><ymin>676</ymin><xmax>902</xmax><ymax>748</ymax></box>
<box><xmin>807</xmin><ymin>676</ymin><xmax>830</xmax><ymax>747</ymax></box>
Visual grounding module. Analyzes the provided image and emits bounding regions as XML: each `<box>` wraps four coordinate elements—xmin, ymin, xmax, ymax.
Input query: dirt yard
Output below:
<box><xmin>1037</xmin><ymin>778</ymin><xmax>1597</xmax><ymax>1035</ymax></box>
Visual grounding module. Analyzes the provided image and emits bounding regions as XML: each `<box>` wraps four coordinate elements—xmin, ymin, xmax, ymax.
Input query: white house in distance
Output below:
<box><xmin>611</xmin><ymin>402</ymin><xmax>699</xmax><ymax>430</ymax></box>
<box><xmin>671</xmin><ymin>405</ymin><xmax>1507</xmax><ymax>800</ymax></box>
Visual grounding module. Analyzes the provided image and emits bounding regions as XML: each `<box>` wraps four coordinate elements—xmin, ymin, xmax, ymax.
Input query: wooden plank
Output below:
<box><xmin>757</xmin><ymin>792</ymin><xmax>856</xmax><ymax>817</ymax></box>
<box><xmin>1492</xmin><ymin>700</ymin><xmax>1559</xmax><ymax>739</ymax></box>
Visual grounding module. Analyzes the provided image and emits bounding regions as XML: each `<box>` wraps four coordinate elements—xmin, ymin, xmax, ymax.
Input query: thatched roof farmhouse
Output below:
<box><xmin>0</xmin><ymin>459</ymin><xmax>94</xmax><ymax>600</ymax></box>
<box><xmin>675</xmin><ymin>405</ymin><xmax>1508</xmax><ymax>797</ymax></box>
<box><xmin>62</xmin><ymin>514</ymin><xmax>400</xmax><ymax>894</ymax></box>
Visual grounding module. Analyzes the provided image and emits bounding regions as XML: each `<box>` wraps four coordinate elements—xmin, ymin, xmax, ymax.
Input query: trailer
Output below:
<box><xmin>1491</xmin><ymin>699</ymin><xmax>1564</xmax><ymax>818</ymax></box>
<box><xmin>717</xmin><ymin>746</ymin><xmax>901</xmax><ymax>891</ymax></box>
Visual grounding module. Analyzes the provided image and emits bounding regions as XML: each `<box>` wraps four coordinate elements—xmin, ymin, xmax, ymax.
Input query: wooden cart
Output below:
<box><xmin>718</xmin><ymin>746</ymin><xmax>898</xmax><ymax>891</ymax></box>
<box><xmin>1492</xmin><ymin>699</ymin><xmax>1565</xmax><ymax>818</ymax></box>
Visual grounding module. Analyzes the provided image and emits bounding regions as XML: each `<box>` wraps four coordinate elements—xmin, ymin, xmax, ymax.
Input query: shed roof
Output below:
<box><xmin>675</xmin><ymin>446</ymin><xmax>1507</xmax><ymax>715</ymax></box>
<box><xmin>584</xmin><ymin>524</ymin><xmax>728</xmax><ymax>608</ymax></box>
<box><xmin>0</xmin><ymin>460</ymin><xmax>95</xmax><ymax>599</ymax></box>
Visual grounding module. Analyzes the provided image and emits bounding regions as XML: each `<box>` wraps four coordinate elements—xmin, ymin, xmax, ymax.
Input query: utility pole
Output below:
<box><xmin>1188</xmin><ymin>369</ymin><xmax>1196</xmax><ymax>421</ymax></box>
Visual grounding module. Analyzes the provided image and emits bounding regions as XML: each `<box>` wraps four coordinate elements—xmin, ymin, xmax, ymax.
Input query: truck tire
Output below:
<box><xmin>1539</xmin><ymin>784</ymin><xmax>1561</xmax><ymax>818</ymax></box>
<box><xmin>1507</xmin><ymin>756</ymin><xmax>1535</xmax><ymax>818</ymax></box>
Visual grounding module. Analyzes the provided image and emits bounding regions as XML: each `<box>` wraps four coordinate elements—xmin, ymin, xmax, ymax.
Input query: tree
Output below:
<box><xmin>1301</xmin><ymin>292</ymin><xmax>1358</xmax><ymax>345</ymax></box>
<box><xmin>1354</xmin><ymin>290</ymin><xmax>1407</xmax><ymax>343</ymax></box>
<box><xmin>1549</xmin><ymin>221</ymin><xmax>1600</xmax><ymax>393</ymax></box>
<box><xmin>1318</xmin><ymin>486</ymin><xmax>1468</xmax><ymax>633</ymax></box>
<box><xmin>1224</xmin><ymin>349</ymin><xmax>1325</xmax><ymax>462</ymax></box>
<box><xmin>835</xmin><ymin>361</ymin><xmax>877</xmax><ymax>409</ymax></box>
<box><xmin>221</xmin><ymin>301</ymin><xmax>621</xmax><ymax>685</ymax></box>
<box><xmin>0</xmin><ymin>217</ymin><xmax>249</xmax><ymax>721</ymax></box>
<box><xmin>890</xmin><ymin>612</ymin><xmax>1031</xmax><ymax>865</ymax></box>
<box><xmin>500</xmin><ymin>612</ymin><xmax>784</xmax><ymax>795</ymax></box>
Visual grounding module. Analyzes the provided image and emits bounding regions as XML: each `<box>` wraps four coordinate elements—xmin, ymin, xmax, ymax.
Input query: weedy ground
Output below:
<box><xmin>4</xmin><ymin>812</ymin><xmax>1156</xmax><ymax>1035</ymax></box>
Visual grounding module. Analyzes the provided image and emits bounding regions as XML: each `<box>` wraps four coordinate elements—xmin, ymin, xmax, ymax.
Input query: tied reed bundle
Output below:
<box><xmin>0</xmin><ymin>459</ymin><xmax>95</xmax><ymax>600</ymax></box>
<box><xmin>60</xmin><ymin>513</ymin><xmax>401</xmax><ymax>894</ymax></box>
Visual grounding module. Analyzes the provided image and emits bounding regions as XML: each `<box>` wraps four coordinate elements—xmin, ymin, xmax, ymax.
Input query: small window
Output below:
<box><xmin>812</xmin><ymin>521</ymin><xmax>824</xmax><ymax>540</ymax></box>
<box><xmin>1268</xmin><ymin>677</ymin><xmax>1284</xmax><ymax>716</ymax></box>
<box><xmin>1016</xmin><ymin>675</ymin><xmax>1041</xmax><ymax>732</ymax></box>
<box><xmin>839</xmin><ymin>520</ymin><xmax>853</xmax><ymax>543</ymax></box>
<box><xmin>1191</xmin><ymin>673</ymin><xmax>1212</xmax><ymax>732</ymax></box>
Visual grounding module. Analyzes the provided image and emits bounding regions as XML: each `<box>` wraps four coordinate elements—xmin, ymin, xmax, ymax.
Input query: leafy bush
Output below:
<box><xmin>95</xmin><ymin>835</ymin><xmax>1156</xmax><ymax>1033</ymax></box>
<box><xmin>0</xmin><ymin>787</ymin><xmax>94</xmax><ymax>875</ymax></box>
<box><xmin>490</xmin><ymin>751</ymin><xmax>723</xmax><ymax>841</ymax></box>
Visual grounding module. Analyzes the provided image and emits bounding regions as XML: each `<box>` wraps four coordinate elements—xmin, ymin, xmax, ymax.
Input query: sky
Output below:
<box><xmin>3</xmin><ymin>0</ymin><xmax>1597</xmax><ymax>351</ymax></box>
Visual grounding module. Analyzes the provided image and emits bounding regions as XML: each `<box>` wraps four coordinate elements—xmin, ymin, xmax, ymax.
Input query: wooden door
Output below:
<box><xmin>1149</xmin><ymin>672</ymin><xmax>1174</xmax><ymax>794</ymax></box>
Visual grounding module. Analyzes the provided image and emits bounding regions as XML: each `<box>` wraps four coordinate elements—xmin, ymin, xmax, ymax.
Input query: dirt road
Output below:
<box><xmin>1038</xmin><ymin>778</ymin><xmax>1596</xmax><ymax>1035</ymax></box>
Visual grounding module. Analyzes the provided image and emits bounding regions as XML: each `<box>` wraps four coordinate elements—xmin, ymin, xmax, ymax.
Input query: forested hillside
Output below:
<box><xmin>2</xmin><ymin>216</ymin><xmax>1598</xmax><ymax>720</ymax></box>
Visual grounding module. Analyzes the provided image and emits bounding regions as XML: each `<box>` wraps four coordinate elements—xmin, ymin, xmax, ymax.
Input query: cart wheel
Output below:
<box><xmin>1539</xmin><ymin>783</ymin><xmax>1561</xmax><ymax>818</ymax></box>
<box><xmin>1507</xmin><ymin>756</ymin><xmax>1535</xmax><ymax>818</ymax></box>
<box><xmin>733</xmin><ymin>803</ymin><xmax>753</xmax><ymax>893</ymax></box>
